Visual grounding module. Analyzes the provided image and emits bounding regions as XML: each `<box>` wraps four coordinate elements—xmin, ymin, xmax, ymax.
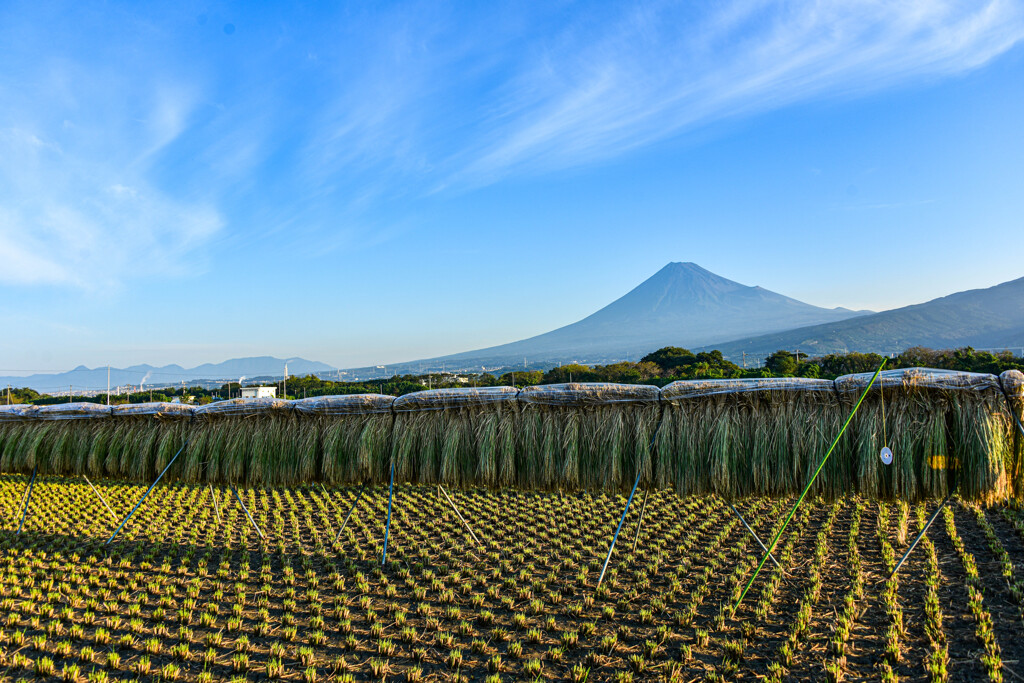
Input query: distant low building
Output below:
<box><xmin>240</xmin><ymin>386</ymin><xmax>277</xmax><ymax>399</ymax></box>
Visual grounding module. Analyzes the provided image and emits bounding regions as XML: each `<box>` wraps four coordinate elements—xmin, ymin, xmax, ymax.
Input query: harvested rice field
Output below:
<box><xmin>2</xmin><ymin>477</ymin><xmax>1024</xmax><ymax>682</ymax></box>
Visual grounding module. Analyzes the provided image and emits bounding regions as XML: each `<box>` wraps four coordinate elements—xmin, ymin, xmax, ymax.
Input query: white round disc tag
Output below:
<box><xmin>880</xmin><ymin>446</ymin><xmax>893</xmax><ymax>466</ymax></box>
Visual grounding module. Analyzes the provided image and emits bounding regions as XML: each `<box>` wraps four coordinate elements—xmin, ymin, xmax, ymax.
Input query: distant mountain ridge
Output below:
<box><xmin>408</xmin><ymin>262</ymin><xmax>870</xmax><ymax>369</ymax></box>
<box><xmin>0</xmin><ymin>357</ymin><xmax>334</xmax><ymax>393</ymax></box>
<box><xmin>708</xmin><ymin>276</ymin><xmax>1024</xmax><ymax>358</ymax></box>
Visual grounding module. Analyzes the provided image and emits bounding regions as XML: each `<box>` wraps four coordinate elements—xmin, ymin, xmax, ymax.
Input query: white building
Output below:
<box><xmin>240</xmin><ymin>386</ymin><xmax>277</xmax><ymax>399</ymax></box>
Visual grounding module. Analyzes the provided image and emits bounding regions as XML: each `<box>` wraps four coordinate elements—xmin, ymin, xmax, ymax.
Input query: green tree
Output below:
<box><xmin>765</xmin><ymin>350</ymin><xmax>798</xmax><ymax>376</ymax></box>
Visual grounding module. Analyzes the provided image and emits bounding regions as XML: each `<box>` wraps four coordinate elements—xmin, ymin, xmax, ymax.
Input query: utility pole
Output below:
<box><xmin>284</xmin><ymin>362</ymin><xmax>288</xmax><ymax>400</ymax></box>
<box><xmin>742</xmin><ymin>352</ymin><xmax>746</xmax><ymax>369</ymax></box>
<box><xmin>69</xmin><ymin>384</ymin><xmax>72</xmax><ymax>403</ymax></box>
<box><xmin>107</xmin><ymin>365</ymin><xmax>111</xmax><ymax>406</ymax></box>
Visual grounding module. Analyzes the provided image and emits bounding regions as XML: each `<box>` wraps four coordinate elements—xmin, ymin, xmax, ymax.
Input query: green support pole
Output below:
<box><xmin>733</xmin><ymin>358</ymin><xmax>887</xmax><ymax>611</ymax></box>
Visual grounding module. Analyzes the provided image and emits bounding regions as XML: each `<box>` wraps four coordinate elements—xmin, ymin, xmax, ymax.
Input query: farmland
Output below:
<box><xmin>2</xmin><ymin>477</ymin><xmax>1024</xmax><ymax>681</ymax></box>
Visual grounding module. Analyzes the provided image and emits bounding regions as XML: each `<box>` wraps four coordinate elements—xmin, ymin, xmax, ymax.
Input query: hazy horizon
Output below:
<box><xmin>2</xmin><ymin>2</ymin><xmax>1023</xmax><ymax>372</ymax></box>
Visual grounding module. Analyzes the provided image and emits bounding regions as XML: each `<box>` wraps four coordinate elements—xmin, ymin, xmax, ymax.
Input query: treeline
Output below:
<box><xmin>5</xmin><ymin>346</ymin><xmax>1022</xmax><ymax>405</ymax></box>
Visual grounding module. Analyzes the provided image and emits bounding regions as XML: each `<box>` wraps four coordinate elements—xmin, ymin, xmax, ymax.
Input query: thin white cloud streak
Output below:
<box><xmin>444</xmin><ymin>0</ymin><xmax>1024</xmax><ymax>186</ymax></box>
<box><xmin>0</xmin><ymin>124</ymin><xmax>222</xmax><ymax>289</ymax></box>
<box><xmin>0</xmin><ymin>31</ymin><xmax>222</xmax><ymax>289</ymax></box>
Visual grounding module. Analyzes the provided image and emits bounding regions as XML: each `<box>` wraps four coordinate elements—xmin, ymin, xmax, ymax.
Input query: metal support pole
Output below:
<box><xmin>730</xmin><ymin>503</ymin><xmax>781</xmax><ymax>570</ymax></box>
<box><xmin>334</xmin><ymin>484</ymin><xmax>367</xmax><ymax>544</ymax></box>
<box><xmin>209</xmin><ymin>484</ymin><xmax>222</xmax><ymax>525</ymax></box>
<box><xmin>17</xmin><ymin>467</ymin><xmax>37</xmax><ymax>534</ymax></box>
<box><xmin>382</xmin><ymin>462</ymin><xmax>395</xmax><ymax>566</ymax></box>
<box><xmin>229</xmin><ymin>482</ymin><xmax>264</xmax><ymax>540</ymax></box>
<box><xmin>106</xmin><ymin>438</ymin><xmax>189</xmax><ymax>544</ymax></box>
<box><xmin>883</xmin><ymin>494</ymin><xmax>952</xmax><ymax>583</ymax></box>
<box><xmin>84</xmin><ymin>475</ymin><xmax>118</xmax><ymax>522</ymax></box>
<box><xmin>597</xmin><ymin>469</ymin><xmax>642</xmax><ymax>588</ymax></box>
<box><xmin>631</xmin><ymin>489</ymin><xmax>650</xmax><ymax>553</ymax></box>
<box><xmin>439</xmin><ymin>485</ymin><xmax>482</xmax><ymax>546</ymax></box>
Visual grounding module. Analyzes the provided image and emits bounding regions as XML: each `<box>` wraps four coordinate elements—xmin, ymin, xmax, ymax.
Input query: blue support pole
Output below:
<box><xmin>382</xmin><ymin>462</ymin><xmax>395</xmax><ymax>566</ymax></box>
<box><xmin>17</xmin><ymin>466</ymin><xmax>38</xmax><ymax>535</ymax></box>
<box><xmin>597</xmin><ymin>469</ymin><xmax>642</xmax><ymax>588</ymax></box>
<box><xmin>106</xmin><ymin>438</ymin><xmax>189</xmax><ymax>545</ymax></box>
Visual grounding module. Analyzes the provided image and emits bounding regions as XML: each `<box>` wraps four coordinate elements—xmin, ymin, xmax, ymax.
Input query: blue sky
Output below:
<box><xmin>2</xmin><ymin>1</ymin><xmax>1023</xmax><ymax>374</ymax></box>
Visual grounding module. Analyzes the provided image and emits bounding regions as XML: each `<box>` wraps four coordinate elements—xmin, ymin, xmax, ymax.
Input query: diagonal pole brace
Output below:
<box><xmin>598</xmin><ymin>471</ymin><xmax>642</xmax><ymax>588</ymax></box>
<box><xmin>229</xmin><ymin>482</ymin><xmax>265</xmax><ymax>540</ymax></box>
<box><xmin>209</xmin><ymin>484</ymin><xmax>222</xmax><ymax>525</ymax></box>
<box><xmin>631</xmin><ymin>488</ymin><xmax>650</xmax><ymax>554</ymax></box>
<box><xmin>730</xmin><ymin>503</ymin><xmax>781</xmax><ymax>570</ymax></box>
<box><xmin>84</xmin><ymin>475</ymin><xmax>118</xmax><ymax>522</ymax></box>
<box><xmin>882</xmin><ymin>493</ymin><xmax>952</xmax><ymax>584</ymax></box>
<box><xmin>439</xmin><ymin>485</ymin><xmax>482</xmax><ymax>546</ymax></box>
<box><xmin>107</xmin><ymin>438</ymin><xmax>189</xmax><ymax>545</ymax></box>
<box><xmin>334</xmin><ymin>484</ymin><xmax>367</xmax><ymax>545</ymax></box>
<box><xmin>17</xmin><ymin>466</ymin><xmax>38</xmax><ymax>535</ymax></box>
<box><xmin>382</xmin><ymin>462</ymin><xmax>395</xmax><ymax>566</ymax></box>
<box><xmin>596</xmin><ymin>407</ymin><xmax>667</xmax><ymax>590</ymax></box>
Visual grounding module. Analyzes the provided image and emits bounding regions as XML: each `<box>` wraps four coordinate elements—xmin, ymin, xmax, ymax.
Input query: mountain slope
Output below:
<box><xmin>425</xmin><ymin>262</ymin><xmax>869</xmax><ymax>367</ymax></box>
<box><xmin>710</xmin><ymin>276</ymin><xmax>1024</xmax><ymax>358</ymax></box>
<box><xmin>1</xmin><ymin>357</ymin><xmax>334</xmax><ymax>393</ymax></box>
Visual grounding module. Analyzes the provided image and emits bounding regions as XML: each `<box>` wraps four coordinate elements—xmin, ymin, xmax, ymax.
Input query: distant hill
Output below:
<box><xmin>710</xmin><ymin>276</ymin><xmax>1024</xmax><ymax>359</ymax></box>
<box><xmin>387</xmin><ymin>262</ymin><xmax>870</xmax><ymax>372</ymax></box>
<box><xmin>0</xmin><ymin>357</ymin><xmax>334</xmax><ymax>393</ymax></box>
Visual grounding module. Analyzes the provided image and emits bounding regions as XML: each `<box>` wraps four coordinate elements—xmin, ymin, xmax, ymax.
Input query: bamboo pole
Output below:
<box><xmin>631</xmin><ymin>488</ymin><xmax>650</xmax><ymax>553</ymax></box>
<box><xmin>229</xmin><ymin>482</ymin><xmax>264</xmax><ymax>540</ymax></box>
<box><xmin>84</xmin><ymin>475</ymin><xmax>118</xmax><ymax>522</ymax></box>
<box><xmin>439</xmin><ymin>485</ymin><xmax>482</xmax><ymax>546</ymax></box>
<box><xmin>729</xmin><ymin>503</ymin><xmax>781</xmax><ymax>570</ymax></box>
<box><xmin>208</xmin><ymin>484</ymin><xmax>222</xmax><ymax>524</ymax></box>
<box><xmin>334</xmin><ymin>484</ymin><xmax>367</xmax><ymax>545</ymax></box>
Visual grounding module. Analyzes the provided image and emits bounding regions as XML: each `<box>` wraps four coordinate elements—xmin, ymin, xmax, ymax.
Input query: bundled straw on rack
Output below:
<box><xmin>1</xmin><ymin>368</ymin><xmax>1021</xmax><ymax>501</ymax></box>
<box><xmin>658</xmin><ymin>378</ymin><xmax>840</xmax><ymax>499</ymax></box>
<box><xmin>0</xmin><ymin>403</ymin><xmax>112</xmax><ymax>476</ymax></box>
<box><xmin>1000</xmin><ymin>370</ymin><xmax>1024</xmax><ymax>498</ymax></box>
<box><xmin>0</xmin><ymin>404</ymin><xmax>39</xmax><ymax>474</ymax></box>
<box><xmin>391</xmin><ymin>387</ymin><xmax>517</xmax><ymax>488</ymax></box>
<box><xmin>293</xmin><ymin>394</ymin><xmax>394</xmax><ymax>485</ymax></box>
<box><xmin>187</xmin><ymin>398</ymin><xmax>297</xmax><ymax>485</ymax></box>
<box><xmin>517</xmin><ymin>383</ymin><xmax>661</xmax><ymax>492</ymax></box>
<box><xmin>835</xmin><ymin>368</ymin><xmax>1011</xmax><ymax>503</ymax></box>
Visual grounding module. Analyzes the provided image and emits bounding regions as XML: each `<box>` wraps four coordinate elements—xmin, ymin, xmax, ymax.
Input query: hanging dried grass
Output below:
<box><xmin>836</xmin><ymin>368</ymin><xmax>1010</xmax><ymax>503</ymax></box>
<box><xmin>518</xmin><ymin>383</ymin><xmax>660</xmax><ymax>493</ymax></box>
<box><xmin>660</xmin><ymin>378</ymin><xmax>839</xmax><ymax>499</ymax></box>
<box><xmin>1000</xmin><ymin>370</ymin><xmax>1024</xmax><ymax>498</ymax></box>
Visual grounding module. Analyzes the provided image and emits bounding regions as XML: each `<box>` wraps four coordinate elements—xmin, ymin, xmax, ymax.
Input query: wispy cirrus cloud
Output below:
<box><xmin>0</xmin><ymin>7</ymin><xmax>222</xmax><ymax>290</ymax></box>
<box><xmin>1</xmin><ymin>1</ymin><xmax>1022</xmax><ymax>290</ymax></box>
<box><xmin>441</xmin><ymin>1</ymin><xmax>1024</xmax><ymax>186</ymax></box>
